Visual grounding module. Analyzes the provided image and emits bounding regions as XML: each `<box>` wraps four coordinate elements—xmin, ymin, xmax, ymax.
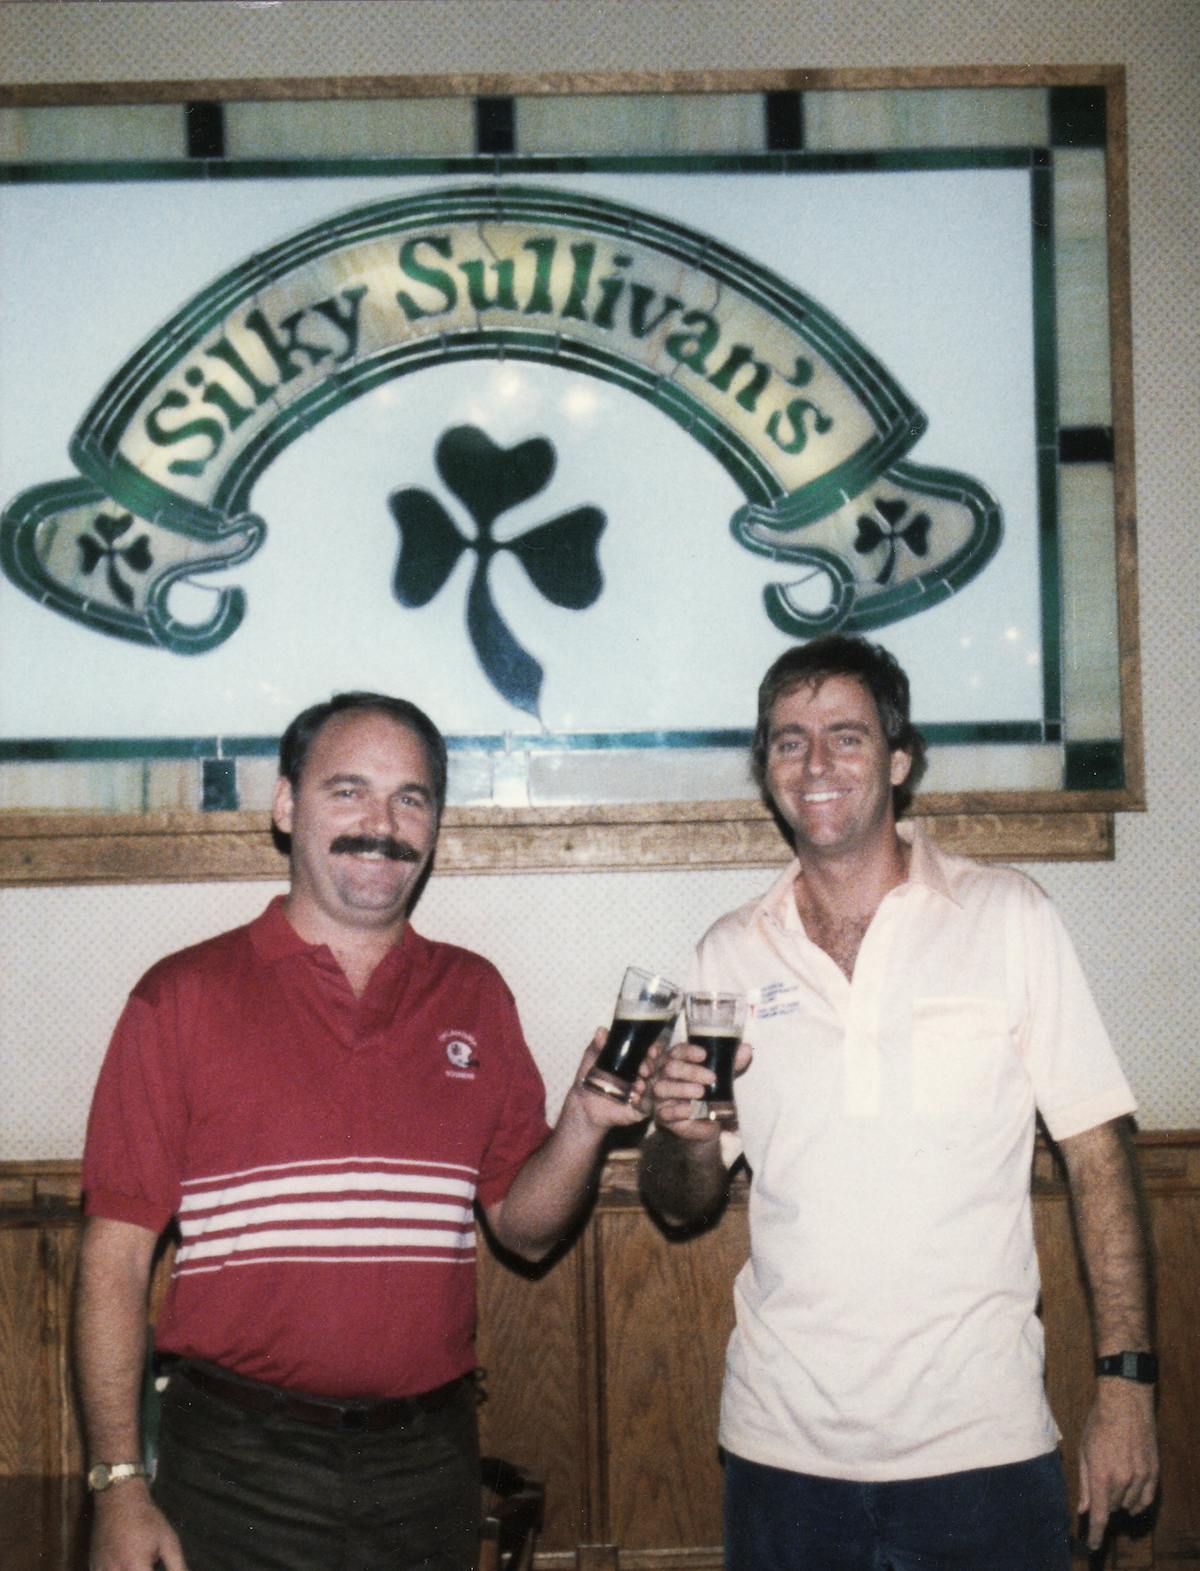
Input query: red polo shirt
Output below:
<box><xmin>82</xmin><ymin>897</ymin><xmax>551</xmax><ymax>1398</ymax></box>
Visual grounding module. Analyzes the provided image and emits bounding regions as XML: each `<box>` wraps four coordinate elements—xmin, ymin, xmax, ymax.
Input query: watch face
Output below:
<box><xmin>88</xmin><ymin>1464</ymin><xmax>111</xmax><ymax>1490</ymax></box>
<box><xmin>1097</xmin><ymin>1350</ymin><xmax>1158</xmax><ymax>1383</ymax></box>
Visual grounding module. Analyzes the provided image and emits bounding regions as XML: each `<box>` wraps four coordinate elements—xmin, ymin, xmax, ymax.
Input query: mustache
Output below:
<box><xmin>329</xmin><ymin>835</ymin><xmax>422</xmax><ymax>863</ymax></box>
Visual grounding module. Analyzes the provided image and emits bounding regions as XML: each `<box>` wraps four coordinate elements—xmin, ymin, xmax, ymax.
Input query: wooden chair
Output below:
<box><xmin>479</xmin><ymin>1455</ymin><xmax>545</xmax><ymax>1571</ymax></box>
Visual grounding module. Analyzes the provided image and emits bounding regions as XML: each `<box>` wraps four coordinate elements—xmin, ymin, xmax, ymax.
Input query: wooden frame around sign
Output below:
<box><xmin>0</xmin><ymin>65</ymin><xmax>1142</xmax><ymax>884</ymax></box>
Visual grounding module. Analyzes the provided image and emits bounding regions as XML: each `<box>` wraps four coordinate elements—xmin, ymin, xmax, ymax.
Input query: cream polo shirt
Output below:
<box><xmin>695</xmin><ymin>823</ymin><xmax>1135</xmax><ymax>1482</ymax></box>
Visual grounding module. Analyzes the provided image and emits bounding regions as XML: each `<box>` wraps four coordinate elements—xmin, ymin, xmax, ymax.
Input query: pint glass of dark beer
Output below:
<box><xmin>684</xmin><ymin>991</ymin><xmax>747</xmax><ymax>1122</ymax></box>
<box><xmin>584</xmin><ymin>966</ymin><xmax>683</xmax><ymax>1102</ymax></box>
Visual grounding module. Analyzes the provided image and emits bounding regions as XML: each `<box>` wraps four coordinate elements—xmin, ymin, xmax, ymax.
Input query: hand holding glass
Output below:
<box><xmin>685</xmin><ymin>991</ymin><xmax>747</xmax><ymax>1122</ymax></box>
<box><xmin>584</xmin><ymin>967</ymin><xmax>683</xmax><ymax>1102</ymax></box>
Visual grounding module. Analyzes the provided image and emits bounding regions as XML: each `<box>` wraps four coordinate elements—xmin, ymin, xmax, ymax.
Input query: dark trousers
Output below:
<box><xmin>724</xmin><ymin>1449</ymin><xmax>1071</xmax><ymax>1571</ymax></box>
<box><xmin>153</xmin><ymin>1364</ymin><xmax>480</xmax><ymax>1571</ymax></box>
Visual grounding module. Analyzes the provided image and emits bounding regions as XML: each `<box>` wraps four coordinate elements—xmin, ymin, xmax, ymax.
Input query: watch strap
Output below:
<box><xmin>87</xmin><ymin>1460</ymin><xmax>151</xmax><ymax>1491</ymax></box>
<box><xmin>1094</xmin><ymin>1351</ymin><xmax>1158</xmax><ymax>1384</ymax></box>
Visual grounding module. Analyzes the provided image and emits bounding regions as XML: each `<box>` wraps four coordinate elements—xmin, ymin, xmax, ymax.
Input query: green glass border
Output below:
<box><xmin>1030</xmin><ymin>156</ymin><xmax>1064</xmax><ymax>729</ymax></box>
<box><xmin>0</xmin><ymin>720</ymin><xmax>1056</xmax><ymax>765</ymax></box>
<box><xmin>201</xmin><ymin>757</ymin><xmax>238</xmax><ymax>811</ymax></box>
<box><xmin>0</xmin><ymin>147</ymin><xmax>1041</xmax><ymax>186</ymax></box>
<box><xmin>1048</xmin><ymin>87</ymin><xmax>1108</xmax><ymax>150</ymax></box>
<box><xmin>1063</xmin><ymin>739</ymin><xmax>1124</xmax><ymax>790</ymax></box>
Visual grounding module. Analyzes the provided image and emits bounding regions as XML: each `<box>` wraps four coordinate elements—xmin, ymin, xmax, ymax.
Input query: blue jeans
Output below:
<box><xmin>724</xmin><ymin>1450</ymin><xmax>1071</xmax><ymax>1571</ymax></box>
<box><xmin>152</xmin><ymin>1363</ymin><xmax>480</xmax><ymax>1571</ymax></box>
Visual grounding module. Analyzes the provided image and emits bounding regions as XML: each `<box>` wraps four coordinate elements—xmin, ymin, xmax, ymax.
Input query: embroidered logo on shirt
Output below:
<box><xmin>753</xmin><ymin>982</ymin><xmax>804</xmax><ymax>1021</ymax></box>
<box><xmin>441</xmin><ymin>1031</ymin><xmax>480</xmax><ymax>1079</ymax></box>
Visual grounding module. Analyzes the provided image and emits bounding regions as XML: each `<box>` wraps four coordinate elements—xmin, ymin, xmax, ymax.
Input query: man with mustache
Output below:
<box><xmin>75</xmin><ymin>692</ymin><xmax>645</xmax><ymax>1571</ymax></box>
<box><xmin>640</xmin><ymin>636</ymin><xmax>1157</xmax><ymax>1571</ymax></box>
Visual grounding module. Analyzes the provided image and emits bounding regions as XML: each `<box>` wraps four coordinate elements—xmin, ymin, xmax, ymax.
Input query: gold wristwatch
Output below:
<box><xmin>87</xmin><ymin>1461</ymin><xmax>151</xmax><ymax>1492</ymax></box>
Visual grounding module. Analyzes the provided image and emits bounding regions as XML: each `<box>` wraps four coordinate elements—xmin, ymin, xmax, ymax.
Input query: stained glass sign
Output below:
<box><xmin>0</xmin><ymin>69</ymin><xmax>1141</xmax><ymax>880</ymax></box>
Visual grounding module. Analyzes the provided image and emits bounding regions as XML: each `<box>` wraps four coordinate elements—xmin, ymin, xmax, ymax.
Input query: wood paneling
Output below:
<box><xmin>596</xmin><ymin>1207</ymin><xmax>746</xmax><ymax>1552</ymax></box>
<box><xmin>46</xmin><ymin>1224</ymin><xmax>82</xmax><ymax>1477</ymax></box>
<box><xmin>0</xmin><ymin>1476</ymin><xmax>88</xmax><ymax>1571</ymax></box>
<box><xmin>2</xmin><ymin>1137</ymin><xmax>1198</xmax><ymax>1568</ymax></box>
<box><xmin>0</xmin><ymin>1228</ymin><xmax>47</xmax><ymax>1474</ymax></box>
<box><xmin>1150</xmin><ymin>1195</ymin><xmax>1200</xmax><ymax>1558</ymax></box>
<box><xmin>476</xmin><ymin>1237</ymin><xmax>590</xmax><ymax>1552</ymax></box>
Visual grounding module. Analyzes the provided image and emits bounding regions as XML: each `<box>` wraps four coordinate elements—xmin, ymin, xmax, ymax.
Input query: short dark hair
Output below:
<box><xmin>751</xmin><ymin>635</ymin><xmax>927</xmax><ymax>817</ymax></box>
<box><xmin>278</xmin><ymin>692</ymin><xmax>448</xmax><ymax>819</ymax></box>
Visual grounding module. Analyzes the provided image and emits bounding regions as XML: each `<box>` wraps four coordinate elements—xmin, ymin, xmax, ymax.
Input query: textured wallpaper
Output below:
<box><xmin>1</xmin><ymin>0</ymin><xmax>1197</xmax><ymax>1155</ymax></box>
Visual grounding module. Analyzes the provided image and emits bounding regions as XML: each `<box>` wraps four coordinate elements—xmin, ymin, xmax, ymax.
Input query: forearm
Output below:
<box><xmin>1059</xmin><ymin>1117</ymin><xmax>1158</xmax><ymax>1546</ymax></box>
<box><xmin>639</xmin><ymin>1125</ymin><xmax>730</xmax><ymax>1227</ymax></box>
<box><xmin>487</xmin><ymin>1108</ymin><xmax>608</xmax><ymax>1260</ymax></box>
<box><xmin>1060</xmin><ymin>1117</ymin><xmax>1154</xmax><ymax>1352</ymax></box>
<box><xmin>74</xmin><ymin>1217</ymin><xmax>158</xmax><ymax>1463</ymax></box>
<box><xmin>74</xmin><ymin>1217</ymin><xmax>191</xmax><ymax>1568</ymax></box>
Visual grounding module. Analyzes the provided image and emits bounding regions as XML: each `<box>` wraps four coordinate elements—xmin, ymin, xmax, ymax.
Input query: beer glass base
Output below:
<box><xmin>583</xmin><ymin>1070</ymin><xmax>636</xmax><ymax>1102</ymax></box>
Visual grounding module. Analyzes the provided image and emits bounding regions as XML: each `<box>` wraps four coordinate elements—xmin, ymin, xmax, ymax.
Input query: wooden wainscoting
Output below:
<box><xmin>1</xmin><ymin>1136</ymin><xmax>1197</xmax><ymax>1568</ymax></box>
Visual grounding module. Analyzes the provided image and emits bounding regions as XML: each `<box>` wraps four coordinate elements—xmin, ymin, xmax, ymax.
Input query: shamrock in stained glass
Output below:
<box><xmin>389</xmin><ymin>425</ymin><xmax>605</xmax><ymax>718</ymax></box>
<box><xmin>854</xmin><ymin>495</ymin><xmax>932</xmax><ymax>586</ymax></box>
<box><xmin>76</xmin><ymin>511</ymin><xmax>154</xmax><ymax>608</ymax></box>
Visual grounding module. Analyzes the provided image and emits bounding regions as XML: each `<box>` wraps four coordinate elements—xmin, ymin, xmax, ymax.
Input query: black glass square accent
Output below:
<box><xmin>201</xmin><ymin>758</ymin><xmax>239</xmax><ymax>812</ymax></box>
<box><xmin>1049</xmin><ymin>87</ymin><xmax>1107</xmax><ymax>149</ymax></box>
<box><xmin>186</xmin><ymin>101</ymin><xmax>226</xmax><ymax>160</ymax></box>
<box><xmin>1059</xmin><ymin>426</ymin><xmax>1115</xmax><ymax>464</ymax></box>
<box><xmin>1064</xmin><ymin>739</ymin><xmax>1125</xmax><ymax>791</ymax></box>
<box><xmin>476</xmin><ymin>97</ymin><xmax>516</xmax><ymax>155</ymax></box>
<box><xmin>765</xmin><ymin>91</ymin><xmax>804</xmax><ymax>152</ymax></box>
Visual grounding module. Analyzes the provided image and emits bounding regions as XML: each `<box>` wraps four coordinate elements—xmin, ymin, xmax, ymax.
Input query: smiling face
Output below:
<box><xmin>764</xmin><ymin>674</ymin><xmax>912</xmax><ymax>861</ymax></box>
<box><xmin>272</xmin><ymin>709</ymin><xmax>439</xmax><ymax>944</ymax></box>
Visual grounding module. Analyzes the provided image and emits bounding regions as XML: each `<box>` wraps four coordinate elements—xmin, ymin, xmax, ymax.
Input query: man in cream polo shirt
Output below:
<box><xmin>640</xmin><ymin>635</ymin><xmax>1158</xmax><ymax>1571</ymax></box>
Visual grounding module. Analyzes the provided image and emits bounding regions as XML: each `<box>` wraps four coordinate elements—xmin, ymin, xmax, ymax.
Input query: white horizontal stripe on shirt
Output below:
<box><xmin>179</xmin><ymin>1155</ymin><xmax>478</xmax><ymax>1190</ymax></box>
<box><xmin>179</xmin><ymin>1169</ymin><xmax>476</xmax><ymax>1213</ymax></box>
<box><xmin>179</xmin><ymin>1199</ymin><xmax>472</xmax><ymax>1237</ymax></box>
<box><xmin>176</xmin><ymin>1224</ymin><xmax>477</xmax><ymax>1265</ymax></box>
<box><xmin>174</xmin><ymin>1251</ymin><xmax>476</xmax><ymax>1276</ymax></box>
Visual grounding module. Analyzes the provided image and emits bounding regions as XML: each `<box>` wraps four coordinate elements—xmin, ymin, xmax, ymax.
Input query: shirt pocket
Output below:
<box><xmin>910</xmin><ymin>996</ymin><xmax>1009</xmax><ymax>1118</ymax></box>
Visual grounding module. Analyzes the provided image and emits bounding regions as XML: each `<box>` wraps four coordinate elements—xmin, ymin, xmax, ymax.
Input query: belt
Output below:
<box><xmin>177</xmin><ymin>1361</ymin><xmax>468</xmax><ymax>1432</ymax></box>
